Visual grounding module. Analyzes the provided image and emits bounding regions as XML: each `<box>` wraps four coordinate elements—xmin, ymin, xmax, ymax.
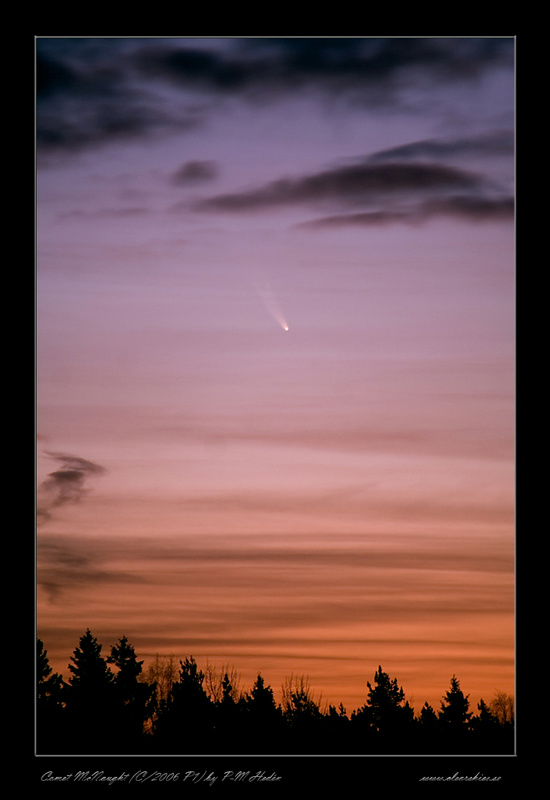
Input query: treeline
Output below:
<box><xmin>37</xmin><ymin>630</ymin><xmax>514</xmax><ymax>755</ymax></box>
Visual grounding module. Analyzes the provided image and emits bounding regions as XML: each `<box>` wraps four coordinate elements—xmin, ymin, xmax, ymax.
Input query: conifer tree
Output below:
<box><xmin>107</xmin><ymin>635</ymin><xmax>156</xmax><ymax>746</ymax></box>
<box><xmin>248</xmin><ymin>673</ymin><xmax>279</xmax><ymax>718</ymax></box>
<box><xmin>65</xmin><ymin>629</ymin><xmax>115</xmax><ymax>751</ymax></box>
<box><xmin>37</xmin><ymin>639</ymin><xmax>65</xmax><ymax>751</ymax></box>
<box><xmin>37</xmin><ymin>638</ymin><xmax>65</xmax><ymax>705</ymax></box>
<box><xmin>437</xmin><ymin>675</ymin><xmax>473</xmax><ymax>753</ymax></box>
<box><xmin>419</xmin><ymin>701</ymin><xmax>438</xmax><ymax>728</ymax></box>
<box><xmin>365</xmin><ymin>666</ymin><xmax>413</xmax><ymax>733</ymax></box>
<box><xmin>350</xmin><ymin>666</ymin><xmax>414</xmax><ymax>753</ymax></box>
<box><xmin>67</xmin><ymin>629</ymin><xmax>113</xmax><ymax>694</ymax></box>
<box><xmin>240</xmin><ymin>673</ymin><xmax>282</xmax><ymax>751</ymax></box>
<box><xmin>153</xmin><ymin>656</ymin><xmax>213</xmax><ymax>751</ymax></box>
<box><xmin>439</xmin><ymin>675</ymin><xmax>472</xmax><ymax>729</ymax></box>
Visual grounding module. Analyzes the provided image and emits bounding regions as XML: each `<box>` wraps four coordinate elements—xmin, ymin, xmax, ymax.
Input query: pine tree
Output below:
<box><xmin>37</xmin><ymin>638</ymin><xmax>65</xmax><ymax>705</ymax></box>
<box><xmin>365</xmin><ymin>666</ymin><xmax>413</xmax><ymax>734</ymax></box>
<box><xmin>350</xmin><ymin>666</ymin><xmax>414</xmax><ymax>752</ymax></box>
<box><xmin>438</xmin><ymin>675</ymin><xmax>472</xmax><ymax>752</ymax></box>
<box><xmin>65</xmin><ymin>629</ymin><xmax>115</xmax><ymax>751</ymax></box>
<box><xmin>107</xmin><ymin>635</ymin><xmax>156</xmax><ymax>748</ymax></box>
<box><xmin>248</xmin><ymin>673</ymin><xmax>279</xmax><ymax>719</ymax></box>
<box><xmin>241</xmin><ymin>673</ymin><xmax>282</xmax><ymax>751</ymax></box>
<box><xmin>68</xmin><ymin>629</ymin><xmax>113</xmax><ymax>694</ymax></box>
<box><xmin>153</xmin><ymin>656</ymin><xmax>213</xmax><ymax>752</ymax></box>
<box><xmin>37</xmin><ymin>639</ymin><xmax>65</xmax><ymax>752</ymax></box>
<box><xmin>419</xmin><ymin>701</ymin><xmax>438</xmax><ymax>728</ymax></box>
<box><xmin>439</xmin><ymin>675</ymin><xmax>472</xmax><ymax>729</ymax></box>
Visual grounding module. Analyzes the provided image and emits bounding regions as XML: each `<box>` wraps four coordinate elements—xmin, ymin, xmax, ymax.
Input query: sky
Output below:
<box><xmin>36</xmin><ymin>36</ymin><xmax>515</xmax><ymax>716</ymax></box>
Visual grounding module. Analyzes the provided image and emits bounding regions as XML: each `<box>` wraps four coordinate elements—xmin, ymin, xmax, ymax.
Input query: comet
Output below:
<box><xmin>255</xmin><ymin>282</ymin><xmax>290</xmax><ymax>332</ymax></box>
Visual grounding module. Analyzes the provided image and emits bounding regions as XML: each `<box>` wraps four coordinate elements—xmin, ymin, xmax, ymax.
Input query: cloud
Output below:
<box><xmin>366</xmin><ymin>129</ymin><xmax>515</xmax><ymax>163</ymax></box>
<box><xmin>188</xmin><ymin>127</ymin><xmax>513</xmax><ymax>226</ymax></box>
<box><xmin>37</xmin><ymin>451</ymin><xmax>106</xmax><ymax>524</ymax></box>
<box><xmin>37</xmin><ymin>526</ymin><xmax>513</xmax><ymax>605</ymax></box>
<box><xmin>36</xmin><ymin>38</ymin><xmax>514</xmax><ymax>155</ymax></box>
<box><xmin>37</xmin><ymin>534</ymin><xmax>143</xmax><ymax>602</ymax></box>
<box><xmin>136</xmin><ymin>37</ymin><xmax>514</xmax><ymax>97</ymax></box>
<box><xmin>193</xmin><ymin>161</ymin><xmax>486</xmax><ymax>213</ymax></box>
<box><xmin>296</xmin><ymin>194</ymin><xmax>514</xmax><ymax>229</ymax></box>
<box><xmin>36</xmin><ymin>42</ymin><xmax>204</xmax><ymax>156</ymax></box>
<box><xmin>171</xmin><ymin>160</ymin><xmax>219</xmax><ymax>185</ymax></box>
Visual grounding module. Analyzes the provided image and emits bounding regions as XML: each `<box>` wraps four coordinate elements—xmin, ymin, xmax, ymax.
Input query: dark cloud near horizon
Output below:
<box><xmin>36</xmin><ymin>37</ymin><xmax>514</xmax><ymax>155</ymax></box>
<box><xmin>37</xmin><ymin>451</ymin><xmax>106</xmax><ymax>524</ymax></box>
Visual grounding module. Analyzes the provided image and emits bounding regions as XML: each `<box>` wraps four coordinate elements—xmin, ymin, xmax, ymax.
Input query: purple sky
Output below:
<box><xmin>36</xmin><ymin>37</ymin><xmax>515</xmax><ymax>713</ymax></box>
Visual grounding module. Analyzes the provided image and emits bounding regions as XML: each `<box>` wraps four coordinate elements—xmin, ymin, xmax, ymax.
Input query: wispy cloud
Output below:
<box><xmin>193</xmin><ymin>161</ymin><xmax>486</xmax><ymax>212</ymax></box>
<box><xmin>37</xmin><ymin>451</ymin><xmax>106</xmax><ymax>524</ymax></box>
<box><xmin>191</xmin><ymin>153</ymin><xmax>512</xmax><ymax>227</ymax></box>
<box><xmin>37</xmin><ymin>534</ymin><xmax>143</xmax><ymax>602</ymax></box>
<box><xmin>366</xmin><ymin>129</ymin><xmax>514</xmax><ymax>163</ymax></box>
<box><xmin>296</xmin><ymin>195</ymin><xmax>514</xmax><ymax>229</ymax></box>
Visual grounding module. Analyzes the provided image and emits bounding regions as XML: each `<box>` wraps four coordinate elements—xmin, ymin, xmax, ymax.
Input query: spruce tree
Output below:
<box><xmin>439</xmin><ymin>675</ymin><xmax>472</xmax><ymax>729</ymax></box>
<box><xmin>65</xmin><ymin>629</ymin><xmax>115</xmax><ymax>751</ymax></box>
<box><xmin>438</xmin><ymin>675</ymin><xmax>472</xmax><ymax>752</ymax></box>
<box><xmin>107</xmin><ymin>635</ymin><xmax>156</xmax><ymax>748</ymax></box>
<box><xmin>153</xmin><ymin>656</ymin><xmax>213</xmax><ymax>752</ymax></box>
<box><xmin>365</xmin><ymin>666</ymin><xmax>413</xmax><ymax>734</ymax></box>
<box><xmin>351</xmin><ymin>666</ymin><xmax>414</xmax><ymax>752</ymax></box>
<box><xmin>37</xmin><ymin>639</ymin><xmax>65</xmax><ymax>752</ymax></box>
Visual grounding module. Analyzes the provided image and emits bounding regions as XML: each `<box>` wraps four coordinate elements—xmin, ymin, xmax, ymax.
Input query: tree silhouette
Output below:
<box><xmin>107</xmin><ymin>635</ymin><xmax>156</xmax><ymax>750</ymax></box>
<box><xmin>490</xmin><ymin>690</ymin><xmax>514</xmax><ymax>725</ymax></box>
<box><xmin>144</xmin><ymin>653</ymin><xmax>178</xmax><ymax>706</ymax></box>
<box><xmin>205</xmin><ymin>662</ymin><xmax>241</xmax><ymax>704</ymax></box>
<box><xmin>247</xmin><ymin>673</ymin><xmax>280</xmax><ymax>721</ymax></box>
<box><xmin>37</xmin><ymin>639</ymin><xmax>65</xmax><ymax>752</ymax></box>
<box><xmin>438</xmin><ymin>675</ymin><xmax>472</xmax><ymax>752</ymax></box>
<box><xmin>281</xmin><ymin>674</ymin><xmax>325</xmax><ymax>752</ymax></box>
<box><xmin>210</xmin><ymin>670</ymin><xmax>250</xmax><ymax>751</ymax></box>
<box><xmin>153</xmin><ymin>656</ymin><xmax>213</xmax><ymax>752</ymax></box>
<box><xmin>323</xmin><ymin>703</ymin><xmax>352</xmax><ymax>753</ymax></box>
<box><xmin>471</xmin><ymin>697</ymin><xmax>513</xmax><ymax>753</ymax></box>
<box><xmin>351</xmin><ymin>666</ymin><xmax>414</xmax><ymax>752</ymax></box>
<box><xmin>65</xmin><ymin>629</ymin><xmax>115</xmax><ymax>752</ymax></box>
<box><xmin>439</xmin><ymin>675</ymin><xmax>472</xmax><ymax>727</ymax></box>
<box><xmin>419</xmin><ymin>701</ymin><xmax>438</xmax><ymax>727</ymax></box>
<box><xmin>35</xmin><ymin>633</ymin><xmax>515</xmax><ymax>756</ymax></box>
<box><xmin>37</xmin><ymin>638</ymin><xmax>64</xmax><ymax>705</ymax></box>
<box><xmin>415</xmin><ymin>701</ymin><xmax>439</xmax><ymax>752</ymax></box>
<box><xmin>240</xmin><ymin>673</ymin><xmax>283</xmax><ymax>752</ymax></box>
<box><xmin>366</xmin><ymin>667</ymin><xmax>413</xmax><ymax>733</ymax></box>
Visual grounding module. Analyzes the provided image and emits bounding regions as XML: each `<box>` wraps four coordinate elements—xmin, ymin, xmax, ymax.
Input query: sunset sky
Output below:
<box><xmin>36</xmin><ymin>37</ymin><xmax>515</xmax><ymax>716</ymax></box>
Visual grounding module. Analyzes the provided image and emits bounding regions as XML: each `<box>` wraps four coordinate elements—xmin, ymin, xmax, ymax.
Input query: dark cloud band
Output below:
<box><xmin>36</xmin><ymin>38</ymin><xmax>514</xmax><ymax>155</ymax></box>
<box><xmin>193</xmin><ymin>161</ymin><xmax>485</xmax><ymax>213</ymax></box>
